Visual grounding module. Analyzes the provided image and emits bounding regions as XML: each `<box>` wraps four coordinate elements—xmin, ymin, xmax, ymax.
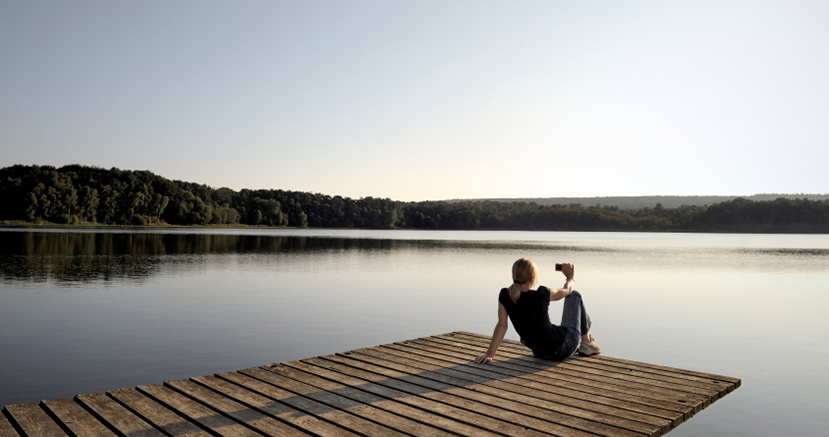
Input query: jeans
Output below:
<box><xmin>552</xmin><ymin>290</ymin><xmax>591</xmax><ymax>360</ymax></box>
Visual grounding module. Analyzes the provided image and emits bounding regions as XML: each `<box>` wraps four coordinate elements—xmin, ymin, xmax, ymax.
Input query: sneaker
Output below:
<box><xmin>578</xmin><ymin>335</ymin><xmax>602</xmax><ymax>356</ymax></box>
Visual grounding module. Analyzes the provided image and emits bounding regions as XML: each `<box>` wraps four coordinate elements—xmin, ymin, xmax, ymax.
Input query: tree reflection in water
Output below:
<box><xmin>0</xmin><ymin>231</ymin><xmax>403</xmax><ymax>283</ymax></box>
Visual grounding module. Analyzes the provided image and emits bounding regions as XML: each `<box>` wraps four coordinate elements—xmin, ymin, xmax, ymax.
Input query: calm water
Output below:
<box><xmin>1</xmin><ymin>227</ymin><xmax>828</xmax><ymax>436</ymax></box>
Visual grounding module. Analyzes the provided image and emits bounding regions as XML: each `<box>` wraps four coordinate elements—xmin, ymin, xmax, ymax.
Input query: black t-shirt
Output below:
<box><xmin>498</xmin><ymin>286</ymin><xmax>566</xmax><ymax>357</ymax></box>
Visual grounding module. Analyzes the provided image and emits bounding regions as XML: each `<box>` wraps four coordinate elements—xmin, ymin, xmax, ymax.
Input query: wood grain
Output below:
<box><xmin>42</xmin><ymin>398</ymin><xmax>117</xmax><ymax>437</ymax></box>
<box><xmin>2</xmin><ymin>331</ymin><xmax>739</xmax><ymax>437</ymax></box>
<box><xmin>4</xmin><ymin>403</ymin><xmax>70</xmax><ymax>437</ymax></box>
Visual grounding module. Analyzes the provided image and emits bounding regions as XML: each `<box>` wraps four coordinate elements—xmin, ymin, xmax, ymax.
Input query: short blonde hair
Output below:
<box><xmin>508</xmin><ymin>258</ymin><xmax>538</xmax><ymax>303</ymax></box>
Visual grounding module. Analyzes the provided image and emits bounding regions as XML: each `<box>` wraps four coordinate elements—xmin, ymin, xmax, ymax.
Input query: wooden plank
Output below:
<box><xmin>390</xmin><ymin>340</ymin><xmax>705</xmax><ymax>420</ymax></box>
<box><xmin>165</xmin><ymin>378</ymin><xmax>311</xmax><ymax>437</ymax></box>
<box><xmin>76</xmin><ymin>392</ymin><xmax>166</xmax><ymax>437</ymax></box>
<box><xmin>416</xmin><ymin>337</ymin><xmax>687</xmax><ymax>424</ymax></box>
<box><xmin>108</xmin><ymin>388</ymin><xmax>212</xmax><ymax>437</ymax></box>
<box><xmin>3</xmin><ymin>331</ymin><xmax>738</xmax><ymax>437</ymax></box>
<box><xmin>447</xmin><ymin>329</ymin><xmax>729</xmax><ymax>397</ymax></box>
<box><xmin>404</xmin><ymin>336</ymin><xmax>554</xmax><ymax>369</ymax></box>
<box><xmin>41</xmin><ymin>397</ymin><xmax>117</xmax><ymax>437</ymax></box>
<box><xmin>440</xmin><ymin>332</ymin><xmax>716</xmax><ymax>412</ymax></box>
<box><xmin>344</xmin><ymin>347</ymin><xmax>663</xmax><ymax>437</ymax></box>
<box><xmin>554</xmin><ymin>361</ymin><xmax>719</xmax><ymax>397</ymax></box>
<box><xmin>258</xmin><ymin>364</ymin><xmax>459</xmax><ymax>437</ymax></box>
<box><xmin>592</xmin><ymin>356</ymin><xmax>742</xmax><ymax>388</ymax></box>
<box><xmin>137</xmin><ymin>383</ymin><xmax>261</xmax><ymax>437</ymax></box>
<box><xmin>414</xmin><ymin>335</ymin><xmax>697</xmax><ymax>413</ymax></box>
<box><xmin>4</xmin><ymin>403</ymin><xmax>70</xmax><ymax>437</ymax></box>
<box><xmin>419</xmin><ymin>336</ymin><xmax>709</xmax><ymax>411</ymax></box>
<box><xmin>564</xmin><ymin>359</ymin><xmax>732</xmax><ymax>397</ymax></box>
<box><xmin>451</xmin><ymin>330</ymin><xmax>740</xmax><ymax>389</ymax></box>
<box><xmin>322</xmin><ymin>353</ymin><xmax>606</xmax><ymax>437</ymax></box>
<box><xmin>217</xmin><ymin>369</ymin><xmax>401</xmax><ymax>437</ymax></box>
<box><xmin>216</xmin><ymin>369</ymin><xmax>376</xmax><ymax>433</ymax></box>
<box><xmin>233</xmin><ymin>367</ymin><xmax>410</xmax><ymax>437</ymax></box>
<box><xmin>301</xmin><ymin>356</ymin><xmax>557</xmax><ymax>437</ymax></box>
<box><xmin>0</xmin><ymin>413</ymin><xmax>21</xmax><ymax>437</ymax></box>
<box><xmin>191</xmin><ymin>374</ymin><xmax>360</xmax><ymax>437</ymax></box>
<box><xmin>282</xmin><ymin>360</ymin><xmax>507</xmax><ymax>437</ymax></box>
<box><xmin>449</xmin><ymin>331</ymin><xmax>533</xmax><ymax>353</ymax></box>
<box><xmin>353</xmin><ymin>345</ymin><xmax>672</xmax><ymax>435</ymax></box>
<box><xmin>454</xmin><ymin>330</ymin><xmax>527</xmax><ymax>347</ymax></box>
<box><xmin>421</xmin><ymin>336</ymin><xmax>689</xmax><ymax>421</ymax></box>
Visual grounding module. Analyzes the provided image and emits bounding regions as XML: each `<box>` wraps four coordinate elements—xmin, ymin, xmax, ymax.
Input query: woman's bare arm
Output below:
<box><xmin>548</xmin><ymin>277</ymin><xmax>574</xmax><ymax>301</ymax></box>
<box><xmin>475</xmin><ymin>302</ymin><xmax>508</xmax><ymax>364</ymax></box>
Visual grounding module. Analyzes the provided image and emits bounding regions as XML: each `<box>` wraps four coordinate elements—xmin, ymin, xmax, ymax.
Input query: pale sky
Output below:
<box><xmin>2</xmin><ymin>1</ymin><xmax>827</xmax><ymax>201</ymax></box>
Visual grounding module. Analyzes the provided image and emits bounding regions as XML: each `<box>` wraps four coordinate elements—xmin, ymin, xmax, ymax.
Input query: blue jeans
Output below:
<box><xmin>552</xmin><ymin>290</ymin><xmax>591</xmax><ymax>359</ymax></box>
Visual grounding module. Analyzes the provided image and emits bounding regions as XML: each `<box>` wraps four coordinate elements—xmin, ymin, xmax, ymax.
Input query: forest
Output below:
<box><xmin>1</xmin><ymin>164</ymin><xmax>828</xmax><ymax>233</ymax></box>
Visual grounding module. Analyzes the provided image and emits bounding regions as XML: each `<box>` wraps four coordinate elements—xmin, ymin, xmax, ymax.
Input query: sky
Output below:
<box><xmin>1</xmin><ymin>1</ymin><xmax>827</xmax><ymax>201</ymax></box>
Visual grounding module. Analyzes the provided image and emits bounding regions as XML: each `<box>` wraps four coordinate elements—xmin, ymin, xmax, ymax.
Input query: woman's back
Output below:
<box><xmin>475</xmin><ymin>258</ymin><xmax>600</xmax><ymax>364</ymax></box>
<box><xmin>498</xmin><ymin>286</ymin><xmax>565</xmax><ymax>356</ymax></box>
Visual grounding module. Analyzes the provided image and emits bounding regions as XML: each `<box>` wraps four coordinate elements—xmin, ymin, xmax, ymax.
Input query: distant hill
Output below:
<box><xmin>447</xmin><ymin>194</ymin><xmax>829</xmax><ymax>210</ymax></box>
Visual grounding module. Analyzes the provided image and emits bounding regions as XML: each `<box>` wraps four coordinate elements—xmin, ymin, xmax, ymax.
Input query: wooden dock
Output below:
<box><xmin>2</xmin><ymin>331</ymin><xmax>739</xmax><ymax>437</ymax></box>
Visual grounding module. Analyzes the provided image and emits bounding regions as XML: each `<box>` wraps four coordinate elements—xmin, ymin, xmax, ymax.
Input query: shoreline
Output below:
<box><xmin>1</xmin><ymin>221</ymin><xmax>827</xmax><ymax>235</ymax></box>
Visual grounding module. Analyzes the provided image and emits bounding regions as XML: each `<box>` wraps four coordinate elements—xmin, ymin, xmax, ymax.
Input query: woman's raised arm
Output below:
<box><xmin>548</xmin><ymin>263</ymin><xmax>575</xmax><ymax>301</ymax></box>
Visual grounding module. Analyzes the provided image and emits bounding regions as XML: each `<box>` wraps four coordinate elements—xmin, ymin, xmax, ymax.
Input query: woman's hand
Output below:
<box><xmin>474</xmin><ymin>354</ymin><xmax>493</xmax><ymax>364</ymax></box>
<box><xmin>561</xmin><ymin>263</ymin><xmax>575</xmax><ymax>279</ymax></box>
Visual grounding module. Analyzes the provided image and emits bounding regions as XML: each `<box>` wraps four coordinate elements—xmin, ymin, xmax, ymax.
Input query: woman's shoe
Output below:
<box><xmin>578</xmin><ymin>335</ymin><xmax>602</xmax><ymax>356</ymax></box>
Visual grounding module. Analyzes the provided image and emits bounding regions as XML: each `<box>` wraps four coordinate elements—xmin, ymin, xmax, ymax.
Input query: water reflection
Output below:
<box><xmin>0</xmin><ymin>231</ymin><xmax>407</xmax><ymax>256</ymax></box>
<box><xmin>1</xmin><ymin>228</ymin><xmax>829</xmax><ymax>437</ymax></box>
<box><xmin>0</xmin><ymin>230</ymin><xmax>624</xmax><ymax>283</ymax></box>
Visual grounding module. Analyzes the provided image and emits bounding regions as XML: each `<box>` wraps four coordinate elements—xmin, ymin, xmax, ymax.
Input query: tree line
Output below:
<box><xmin>1</xmin><ymin>164</ymin><xmax>828</xmax><ymax>232</ymax></box>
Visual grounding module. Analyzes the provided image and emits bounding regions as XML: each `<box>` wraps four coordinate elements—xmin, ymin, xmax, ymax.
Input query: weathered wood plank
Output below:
<box><xmin>585</xmin><ymin>356</ymin><xmax>735</xmax><ymax>388</ymax></box>
<box><xmin>0</xmin><ymin>413</ymin><xmax>20</xmax><ymax>437</ymax></box>
<box><xmin>555</xmin><ymin>361</ymin><xmax>719</xmax><ymax>398</ymax></box>
<box><xmin>3</xmin><ymin>331</ymin><xmax>738</xmax><ymax>437</ymax></box>
<box><xmin>450</xmin><ymin>329</ymin><xmax>728</xmax><ymax>397</ymax></box>
<box><xmin>108</xmin><ymin>388</ymin><xmax>212</xmax><ymax>437</ymax></box>
<box><xmin>324</xmin><ymin>353</ymin><xmax>606</xmax><ymax>437</ymax></box>
<box><xmin>353</xmin><ymin>345</ymin><xmax>672</xmax><ymax>435</ymax></box>
<box><xmin>591</xmin><ymin>356</ymin><xmax>741</xmax><ymax>388</ymax></box>
<box><xmin>424</xmin><ymin>339</ymin><xmax>685</xmax><ymax>421</ymax></box>
<box><xmin>282</xmin><ymin>360</ymin><xmax>506</xmax><ymax>437</ymax></box>
<box><xmin>423</xmin><ymin>335</ymin><xmax>709</xmax><ymax>412</ymax></box>
<box><xmin>229</xmin><ymin>368</ymin><xmax>410</xmax><ymax>437</ymax></box>
<box><xmin>191</xmin><ymin>374</ymin><xmax>360</xmax><ymax>437</ymax></box>
<box><xmin>448</xmin><ymin>331</ymin><xmax>534</xmax><ymax>352</ymax></box>
<box><xmin>137</xmin><ymin>383</ymin><xmax>260</xmax><ymax>437</ymax></box>
<box><xmin>41</xmin><ymin>397</ymin><xmax>117</xmax><ymax>437</ymax></box>
<box><xmin>416</xmin><ymin>336</ymin><xmax>692</xmax><ymax>410</ymax></box>
<box><xmin>260</xmin><ymin>363</ymin><xmax>459</xmax><ymax>437</ymax></box>
<box><xmin>165</xmin><ymin>378</ymin><xmax>311</xmax><ymax>437</ymax></box>
<box><xmin>566</xmin><ymin>359</ymin><xmax>732</xmax><ymax>397</ymax></box>
<box><xmin>4</xmin><ymin>403</ymin><xmax>70</xmax><ymax>437</ymax></box>
<box><xmin>217</xmin><ymin>369</ymin><xmax>391</xmax><ymax>436</ymax></box>
<box><xmin>302</xmin><ymin>356</ymin><xmax>558</xmax><ymax>437</ymax></box>
<box><xmin>445</xmin><ymin>331</ymin><xmax>719</xmax><ymax>413</ymax></box>
<box><xmin>76</xmin><ymin>392</ymin><xmax>166</xmax><ymax>437</ymax></box>
<box><xmin>452</xmin><ymin>330</ymin><xmax>740</xmax><ymax>389</ymax></box>
<box><xmin>422</xmin><ymin>335</ymin><xmax>688</xmax><ymax>423</ymax></box>
<box><xmin>397</xmin><ymin>338</ymin><xmax>704</xmax><ymax>421</ymax></box>
<box><xmin>453</xmin><ymin>330</ymin><xmax>527</xmax><ymax>347</ymax></box>
<box><xmin>344</xmin><ymin>347</ymin><xmax>662</xmax><ymax>437</ymax></box>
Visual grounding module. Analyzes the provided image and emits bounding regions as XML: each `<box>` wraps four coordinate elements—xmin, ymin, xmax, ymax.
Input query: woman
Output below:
<box><xmin>474</xmin><ymin>258</ymin><xmax>601</xmax><ymax>364</ymax></box>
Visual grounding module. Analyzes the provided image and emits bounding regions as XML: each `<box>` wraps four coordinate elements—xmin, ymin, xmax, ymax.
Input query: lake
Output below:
<box><xmin>1</xmin><ymin>227</ymin><xmax>828</xmax><ymax>436</ymax></box>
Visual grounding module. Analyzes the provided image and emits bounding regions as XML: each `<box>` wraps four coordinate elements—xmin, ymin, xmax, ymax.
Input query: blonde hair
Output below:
<box><xmin>508</xmin><ymin>258</ymin><xmax>538</xmax><ymax>304</ymax></box>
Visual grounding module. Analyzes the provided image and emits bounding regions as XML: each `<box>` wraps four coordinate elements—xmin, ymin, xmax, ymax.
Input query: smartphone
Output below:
<box><xmin>555</xmin><ymin>263</ymin><xmax>563</xmax><ymax>271</ymax></box>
